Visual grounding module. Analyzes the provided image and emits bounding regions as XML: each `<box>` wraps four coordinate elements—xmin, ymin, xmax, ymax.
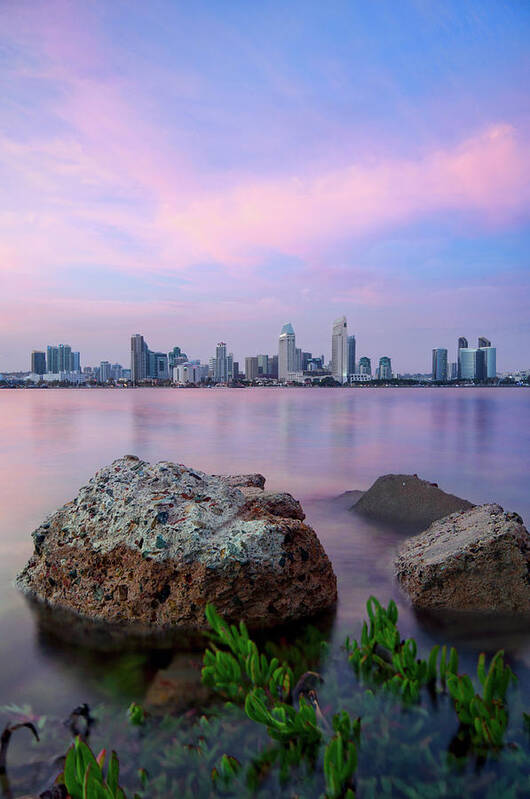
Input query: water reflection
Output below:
<box><xmin>1</xmin><ymin>387</ymin><xmax>529</xmax><ymax>713</ymax></box>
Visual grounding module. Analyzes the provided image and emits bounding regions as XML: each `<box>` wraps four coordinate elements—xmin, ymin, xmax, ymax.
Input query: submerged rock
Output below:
<box><xmin>352</xmin><ymin>473</ymin><xmax>473</xmax><ymax>531</ymax></box>
<box><xmin>395</xmin><ymin>504</ymin><xmax>530</xmax><ymax>612</ymax></box>
<box><xmin>16</xmin><ymin>455</ymin><xmax>337</xmax><ymax>630</ymax></box>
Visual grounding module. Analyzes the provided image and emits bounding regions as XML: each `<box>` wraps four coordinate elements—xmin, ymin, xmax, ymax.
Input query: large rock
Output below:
<box><xmin>352</xmin><ymin>474</ymin><xmax>473</xmax><ymax>531</ymax></box>
<box><xmin>395</xmin><ymin>504</ymin><xmax>530</xmax><ymax>612</ymax></box>
<box><xmin>16</xmin><ymin>456</ymin><xmax>337</xmax><ymax>630</ymax></box>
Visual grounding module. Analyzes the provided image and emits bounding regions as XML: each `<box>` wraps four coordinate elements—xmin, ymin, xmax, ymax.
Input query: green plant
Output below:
<box><xmin>202</xmin><ymin>604</ymin><xmax>293</xmax><ymax>702</ymax></box>
<box><xmin>127</xmin><ymin>702</ymin><xmax>145</xmax><ymax>726</ymax></box>
<box><xmin>323</xmin><ymin>712</ymin><xmax>360</xmax><ymax>799</ymax></box>
<box><xmin>61</xmin><ymin>736</ymin><xmax>127</xmax><ymax>799</ymax></box>
<box><xmin>447</xmin><ymin>650</ymin><xmax>516</xmax><ymax>749</ymax></box>
<box><xmin>346</xmin><ymin>597</ymin><xmax>459</xmax><ymax>701</ymax></box>
<box><xmin>245</xmin><ymin>688</ymin><xmax>321</xmax><ymax>745</ymax></box>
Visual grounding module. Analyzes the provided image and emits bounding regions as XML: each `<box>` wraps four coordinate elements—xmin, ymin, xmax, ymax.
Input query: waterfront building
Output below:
<box><xmin>478</xmin><ymin>337</ymin><xmax>496</xmax><ymax>379</ymax></box>
<box><xmin>70</xmin><ymin>351</ymin><xmax>81</xmax><ymax>372</ymax></box>
<box><xmin>168</xmin><ymin>346</ymin><xmax>188</xmax><ymax>370</ymax></box>
<box><xmin>358</xmin><ymin>356</ymin><xmax>371</xmax><ymax>376</ymax></box>
<box><xmin>331</xmin><ymin>316</ymin><xmax>348</xmax><ymax>384</ymax></box>
<box><xmin>245</xmin><ymin>357</ymin><xmax>259</xmax><ymax>381</ymax></box>
<box><xmin>432</xmin><ymin>348</ymin><xmax>448</xmax><ymax>382</ymax></box>
<box><xmin>173</xmin><ymin>363</ymin><xmax>209</xmax><ymax>384</ymax></box>
<box><xmin>57</xmin><ymin>344</ymin><xmax>72</xmax><ymax>373</ymax></box>
<box><xmin>100</xmin><ymin>361</ymin><xmax>111</xmax><ymax>382</ymax></box>
<box><xmin>458</xmin><ymin>348</ymin><xmax>486</xmax><ymax>381</ymax></box>
<box><xmin>378</xmin><ymin>356</ymin><xmax>392</xmax><ymax>380</ymax></box>
<box><xmin>350</xmin><ymin>373</ymin><xmax>371</xmax><ymax>383</ymax></box>
<box><xmin>457</xmin><ymin>336</ymin><xmax>468</xmax><ymax>379</ymax></box>
<box><xmin>302</xmin><ymin>352</ymin><xmax>312</xmax><ymax>371</ymax></box>
<box><xmin>121</xmin><ymin>368</ymin><xmax>131</xmax><ymax>381</ymax></box>
<box><xmin>347</xmin><ymin>335</ymin><xmax>356</xmax><ymax>378</ymax></box>
<box><xmin>31</xmin><ymin>351</ymin><xmax>46</xmax><ymax>375</ymax></box>
<box><xmin>257</xmin><ymin>354</ymin><xmax>269</xmax><ymax>375</ymax></box>
<box><xmin>278</xmin><ymin>323</ymin><xmax>297</xmax><ymax>381</ymax></box>
<box><xmin>450</xmin><ymin>362</ymin><xmax>458</xmax><ymax>380</ymax></box>
<box><xmin>46</xmin><ymin>345</ymin><xmax>59</xmax><ymax>373</ymax></box>
<box><xmin>131</xmin><ymin>334</ymin><xmax>148</xmax><ymax>383</ymax></box>
<box><xmin>212</xmin><ymin>342</ymin><xmax>234</xmax><ymax>382</ymax></box>
<box><xmin>147</xmin><ymin>351</ymin><xmax>169</xmax><ymax>380</ymax></box>
<box><xmin>111</xmin><ymin>363</ymin><xmax>123</xmax><ymax>380</ymax></box>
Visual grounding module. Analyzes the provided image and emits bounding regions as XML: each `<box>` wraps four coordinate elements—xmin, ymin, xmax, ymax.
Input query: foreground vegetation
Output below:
<box><xmin>1</xmin><ymin>597</ymin><xmax>529</xmax><ymax>798</ymax></box>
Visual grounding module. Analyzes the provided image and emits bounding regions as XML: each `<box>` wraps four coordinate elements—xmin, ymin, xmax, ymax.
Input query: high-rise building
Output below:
<box><xmin>31</xmin><ymin>351</ymin><xmax>46</xmax><ymax>375</ymax></box>
<box><xmin>358</xmin><ymin>356</ymin><xmax>371</xmax><ymax>376</ymax></box>
<box><xmin>168</xmin><ymin>346</ymin><xmax>188</xmax><ymax>370</ymax></box>
<box><xmin>100</xmin><ymin>361</ymin><xmax>111</xmax><ymax>382</ymax></box>
<box><xmin>57</xmin><ymin>344</ymin><xmax>72</xmax><ymax>373</ymax></box>
<box><xmin>131</xmin><ymin>334</ymin><xmax>148</xmax><ymax>383</ymax></box>
<box><xmin>278</xmin><ymin>323</ymin><xmax>296</xmax><ymax>381</ymax></box>
<box><xmin>213</xmin><ymin>342</ymin><xmax>230</xmax><ymax>382</ymax></box>
<box><xmin>458</xmin><ymin>336</ymin><xmax>468</xmax><ymax>350</ymax></box>
<box><xmin>270</xmin><ymin>355</ymin><xmax>278</xmax><ymax>379</ymax></box>
<box><xmin>147</xmin><ymin>351</ymin><xmax>169</xmax><ymax>380</ymax></box>
<box><xmin>432</xmin><ymin>348</ymin><xmax>448</xmax><ymax>382</ymax></box>
<box><xmin>111</xmin><ymin>363</ymin><xmax>123</xmax><ymax>380</ymax></box>
<box><xmin>347</xmin><ymin>335</ymin><xmax>356</xmax><ymax>377</ymax></box>
<box><xmin>478</xmin><ymin>337</ymin><xmax>496</xmax><ymax>379</ymax></box>
<box><xmin>378</xmin><ymin>356</ymin><xmax>392</xmax><ymax>380</ymax></box>
<box><xmin>245</xmin><ymin>357</ymin><xmax>259</xmax><ymax>380</ymax></box>
<box><xmin>232</xmin><ymin>360</ymin><xmax>239</xmax><ymax>380</ymax></box>
<box><xmin>46</xmin><ymin>345</ymin><xmax>58</xmax><ymax>373</ymax></box>
<box><xmin>458</xmin><ymin>348</ymin><xmax>486</xmax><ymax>381</ymax></box>
<box><xmin>331</xmin><ymin>316</ymin><xmax>348</xmax><ymax>384</ymax></box>
<box><xmin>302</xmin><ymin>352</ymin><xmax>312</xmax><ymax>371</ymax></box>
<box><xmin>70</xmin><ymin>351</ymin><xmax>81</xmax><ymax>372</ymax></box>
<box><xmin>450</xmin><ymin>362</ymin><xmax>458</xmax><ymax>380</ymax></box>
<box><xmin>257</xmin><ymin>354</ymin><xmax>269</xmax><ymax>375</ymax></box>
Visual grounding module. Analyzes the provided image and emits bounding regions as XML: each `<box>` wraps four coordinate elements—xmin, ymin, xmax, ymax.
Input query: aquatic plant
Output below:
<box><xmin>202</xmin><ymin>603</ymin><xmax>293</xmax><ymax>701</ymax></box>
<box><xmin>345</xmin><ymin>596</ymin><xmax>459</xmax><ymax>701</ymax></box>
<box><xmin>447</xmin><ymin>650</ymin><xmax>516</xmax><ymax>750</ymax></box>
<box><xmin>60</xmin><ymin>736</ymin><xmax>126</xmax><ymax>799</ymax></box>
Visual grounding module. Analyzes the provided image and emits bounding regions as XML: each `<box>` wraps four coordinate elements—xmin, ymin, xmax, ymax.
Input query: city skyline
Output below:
<box><xmin>1</xmin><ymin>1</ymin><xmax>529</xmax><ymax>372</ymax></box>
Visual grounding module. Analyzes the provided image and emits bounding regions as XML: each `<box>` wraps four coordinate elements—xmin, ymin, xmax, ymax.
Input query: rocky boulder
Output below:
<box><xmin>352</xmin><ymin>474</ymin><xmax>473</xmax><ymax>531</ymax></box>
<box><xmin>395</xmin><ymin>504</ymin><xmax>530</xmax><ymax>612</ymax></box>
<box><xmin>16</xmin><ymin>455</ymin><xmax>337</xmax><ymax>630</ymax></box>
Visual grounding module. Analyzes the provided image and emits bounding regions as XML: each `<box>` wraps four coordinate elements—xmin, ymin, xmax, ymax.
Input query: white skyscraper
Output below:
<box><xmin>331</xmin><ymin>316</ymin><xmax>348</xmax><ymax>383</ymax></box>
<box><xmin>278</xmin><ymin>323</ymin><xmax>296</xmax><ymax>381</ymax></box>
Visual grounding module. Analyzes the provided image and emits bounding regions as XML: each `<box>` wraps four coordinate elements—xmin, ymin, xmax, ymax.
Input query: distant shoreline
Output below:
<box><xmin>1</xmin><ymin>383</ymin><xmax>528</xmax><ymax>390</ymax></box>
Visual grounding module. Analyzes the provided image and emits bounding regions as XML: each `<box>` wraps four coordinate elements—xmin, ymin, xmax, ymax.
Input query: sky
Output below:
<box><xmin>1</xmin><ymin>0</ymin><xmax>529</xmax><ymax>373</ymax></box>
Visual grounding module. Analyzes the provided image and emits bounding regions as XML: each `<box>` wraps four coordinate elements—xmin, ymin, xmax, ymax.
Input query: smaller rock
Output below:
<box><xmin>395</xmin><ymin>504</ymin><xmax>530</xmax><ymax>612</ymax></box>
<box><xmin>352</xmin><ymin>474</ymin><xmax>473</xmax><ymax>531</ymax></box>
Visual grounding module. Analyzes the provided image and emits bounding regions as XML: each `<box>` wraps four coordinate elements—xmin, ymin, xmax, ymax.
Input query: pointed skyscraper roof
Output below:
<box><xmin>280</xmin><ymin>323</ymin><xmax>295</xmax><ymax>336</ymax></box>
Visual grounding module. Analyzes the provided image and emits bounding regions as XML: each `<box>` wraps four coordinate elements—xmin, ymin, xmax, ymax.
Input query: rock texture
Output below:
<box><xmin>352</xmin><ymin>474</ymin><xmax>473</xmax><ymax>531</ymax></box>
<box><xmin>17</xmin><ymin>455</ymin><xmax>337</xmax><ymax>630</ymax></box>
<box><xmin>395</xmin><ymin>504</ymin><xmax>530</xmax><ymax>612</ymax></box>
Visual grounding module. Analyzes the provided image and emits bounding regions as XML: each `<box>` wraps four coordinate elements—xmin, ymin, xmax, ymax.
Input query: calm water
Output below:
<box><xmin>1</xmin><ymin>387</ymin><xmax>529</xmax><ymax>794</ymax></box>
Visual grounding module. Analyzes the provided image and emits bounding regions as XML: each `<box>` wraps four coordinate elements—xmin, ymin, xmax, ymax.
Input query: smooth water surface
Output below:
<box><xmin>0</xmin><ymin>387</ymin><xmax>529</xmax><ymax>794</ymax></box>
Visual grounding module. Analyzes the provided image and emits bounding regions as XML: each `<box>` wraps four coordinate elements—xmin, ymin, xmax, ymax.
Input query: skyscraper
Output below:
<box><xmin>46</xmin><ymin>345</ymin><xmax>58</xmax><ymax>373</ymax></box>
<box><xmin>278</xmin><ymin>323</ymin><xmax>296</xmax><ymax>381</ymax></box>
<box><xmin>432</xmin><ymin>348</ymin><xmax>448</xmax><ymax>382</ymax></box>
<box><xmin>331</xmin><ymin>316</ymin><xmax>348</xmax><ymax>383</ymax></box>
<box><xmin>31</xmin><ymin>351</ymin><xmax>46</xmax><ymax>375</ymax></box>
<box><xmin>378</xmin><ymin>356</ymin><xmax>392</xmax><ymax>380</ymax></box>
<box><xmin>245</xmin><ymin>357</ymin><xmax>259</xmax><ymax>380</ymax></box>
<box><xmin>458</xmin><ymin>348</ymin><xmax>486</xmax><ymax>381</ymax></box>
<box><xmin>358</xmin><ymin>356</ymin><xmax>371</xmax><ymax>376</ymax></box>
<box><xmin>478</xmin><ymin>337</ymin><xmax>496</xmax><ymax>379</ymax></box>
<box><xmin>70</xmin><ymin>351</ymin><xmax>81</xmax><ymax>372</ymax></box>
<box><xmin>257</xmin><ymin>354</ymin><xmax>269</xmax><ymax>375</ymax></box>
<box><xmin>57</xmin><ymin>344</ymin><xmax>72</xmax><ymax>373</ymax></box>
<box><xmin>131</xmin><ymin>334</ymin><xmax>147</xmax><ymax>383</ymax></box>
<box><xmin>457</xmin><ymin>336</ymin><xmax>468</xmax><ymax>379</ymax></box>
<box><xmin>214</xmin><ymin>342</ymin><xmax>229</xmax><ymax>382</ymax></box>
<box><xmin>347</xmin><ymin>335</ymin><xmax>356</xmax><ymax>377</ymax></box>
<box><xmin>100</xmin><ymin>361</ymin><xmax>111</xmax><ymax>382</ymax></box>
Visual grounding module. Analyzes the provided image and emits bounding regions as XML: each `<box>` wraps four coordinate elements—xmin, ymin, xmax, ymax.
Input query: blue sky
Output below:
<box><xmin>1</xmin><ymin>0</ymin><xmax>529</xmax><ymax>371</ymax></box>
